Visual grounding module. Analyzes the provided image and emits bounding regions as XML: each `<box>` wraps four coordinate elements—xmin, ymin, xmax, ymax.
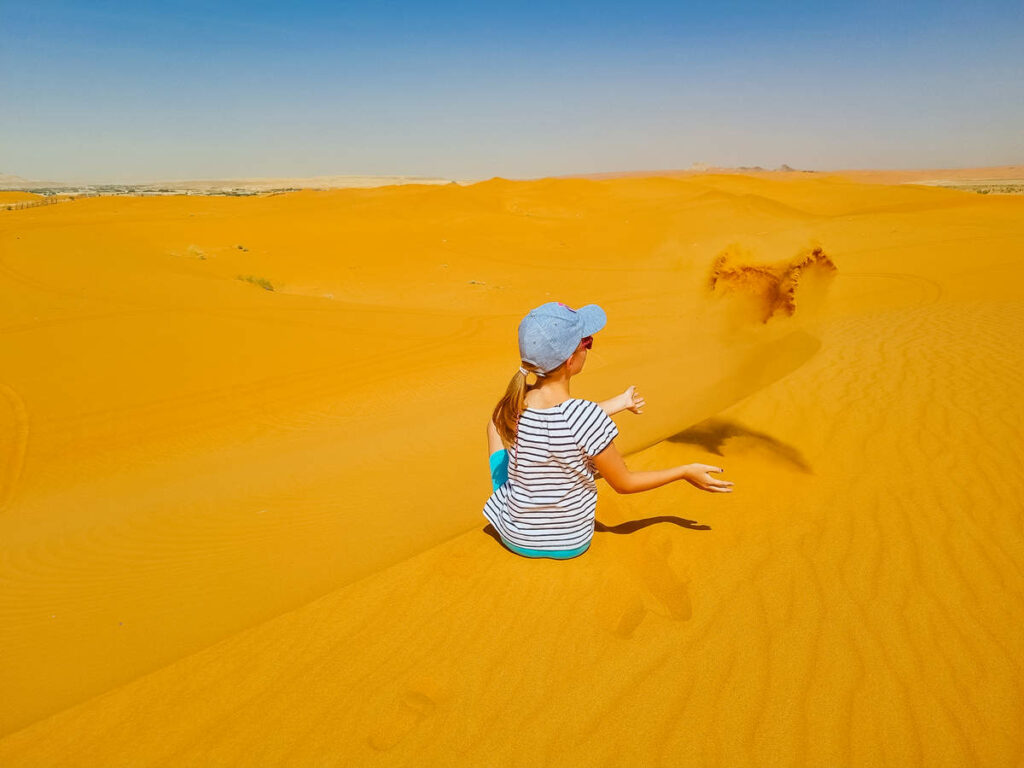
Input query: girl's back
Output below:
<box><xmin>483</xmin><ymin>397</ymin><xmax>618</xmax><ymax>555</ymax></box>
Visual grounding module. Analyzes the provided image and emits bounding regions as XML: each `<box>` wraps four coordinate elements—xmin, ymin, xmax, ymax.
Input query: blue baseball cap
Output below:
<box><xmin>518</xmin><ymin>301</ymin><xmax>607</xmax><ymax>373</ymax></box>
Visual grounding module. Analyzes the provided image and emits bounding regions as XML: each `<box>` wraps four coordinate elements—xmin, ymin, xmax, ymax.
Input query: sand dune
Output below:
<box><xmin>0</xmin><ymin>192</ymin><xmax>45</xmax><ymax>211</ymax></box>
<box><xmin>572</xmin><ymin>164</ymin><xmax>1024</xmax><ymax>187</ymax></box>
<box><xmin>0</xmin><ymin>174</ymin><xmax>1022</xmax><ymax>766</ymax></box>
<box><xmin>0</xmin><ymin>192</ymin><xmax>43</xmax><ymax>203</ymax></box>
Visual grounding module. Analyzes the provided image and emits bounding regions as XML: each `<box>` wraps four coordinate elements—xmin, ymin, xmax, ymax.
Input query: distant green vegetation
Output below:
<box><xmin>236</xmin><ymin>274</ymin><xmax>274</xmax><ymax>291</ymax></box>
<box><xmin>1</xmin><ymin>186</ymin><xmax>302</xmax><ymax>198</ymax></box>
<box><xmin>947</xmin><ymin>183</ymin><xmax>1024</xmax><ymax>195</ymax></box>
<box><xmin>2</xmin><ymin>196</ymin><xmax>64</xmax><ymax>211</ymax></box>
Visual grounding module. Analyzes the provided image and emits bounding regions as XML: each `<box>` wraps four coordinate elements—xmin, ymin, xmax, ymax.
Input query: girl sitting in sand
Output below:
<box><xmin>483</xmin><ymin>301</ymin><xmax>734</xmax><ymax>560</ymax></box>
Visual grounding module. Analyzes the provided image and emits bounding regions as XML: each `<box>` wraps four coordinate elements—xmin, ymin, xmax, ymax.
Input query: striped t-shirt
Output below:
<box><xmin>482</xmin><ymin>398</ymin><xmax>619</xmax><ymax>552</ymax></box>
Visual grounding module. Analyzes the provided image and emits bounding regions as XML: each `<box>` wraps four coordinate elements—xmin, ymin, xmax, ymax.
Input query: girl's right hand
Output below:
<box><xmin>681</xmin><ymin>464</ymin><xmax>734</xmax><ymax>492</ymax></box>
<box><xmin>622</xmin><ymin>385</ymin><xmax>646</xmax><ymax>414</ymax></box>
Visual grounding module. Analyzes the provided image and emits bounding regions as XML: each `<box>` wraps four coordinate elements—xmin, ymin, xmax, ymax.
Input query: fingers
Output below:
<box><xmin>629</xmin><ymin>391</ymin><xmax>647</xmax><ymax>414</ymax></box>
<box><xmin>624</xmin><ymin>384</ymin><xmax>646</xmax><ymax>413</ymax></box>
<box><xmin>702</xmin><ymin>471</ymin><xmax>733</xmax><ymax>492</ymax></box>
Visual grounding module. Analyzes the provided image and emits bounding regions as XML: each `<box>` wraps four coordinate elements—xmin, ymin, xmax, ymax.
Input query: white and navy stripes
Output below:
<box><xmin>482</xmin><ymin>398</ymin><xmax>619</xmax><ymax>551</ymax></box>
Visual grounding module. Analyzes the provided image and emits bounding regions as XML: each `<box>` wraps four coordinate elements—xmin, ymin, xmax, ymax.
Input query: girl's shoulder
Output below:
<box><xmin>557</xmin><ymin>398</ymin><xmax>604</xmax><ymax>420</ymax></box>
<box><xmin>551</xmin><ymin>397</ymin><xmax>598</xmax><ymax>413</ymax></box>
<box><xmin>563</xmin><ymin>397</ymin><xmax>599</xmax><ymax>409</ymax></box>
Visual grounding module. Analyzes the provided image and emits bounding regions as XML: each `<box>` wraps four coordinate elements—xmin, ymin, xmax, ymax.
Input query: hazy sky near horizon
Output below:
<box><xmin>2</xmin><ymin>1</ymin><xmax>1022</xmax><ymax>182</ymax></box>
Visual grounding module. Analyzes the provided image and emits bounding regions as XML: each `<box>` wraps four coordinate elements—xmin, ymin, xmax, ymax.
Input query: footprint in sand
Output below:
<box><xmin>366</xmin><ymin>678</ymin><xmax>442</xmax><ymax>752</ymax></box>
<box><xmin>625</xmin><ymin>531</ymin><xmax>693</xmax><ymax>622</ymax></box>
<box><xmin>594</xmin><ymin>566</ymin><xmax>649</xmax><ymax>639</ymax></box>
<box><xmin>596</xmin><ymin>554</ymin><xmax>691</xmax><ymax>635</ymax></box>
<box><xmin>593</xmin><ymin>506</ymin><xmax>693</xmax><ymax>632</ymax></box>
<box><xmin>596</xmin><ymin>590</ymin><xmax>648</xmax><ymax>639</ymax></box>
<box><xmin>642</xmin><ymin>563</ymin><xmax>692</xmax><ymax>621</ymax></box>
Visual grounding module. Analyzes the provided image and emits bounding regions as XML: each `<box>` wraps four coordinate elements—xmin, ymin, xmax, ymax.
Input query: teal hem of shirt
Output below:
<box><xmin>499</xmin><ymin>536</ymin><xmax>592</xmax><ymax>560</ymax></box>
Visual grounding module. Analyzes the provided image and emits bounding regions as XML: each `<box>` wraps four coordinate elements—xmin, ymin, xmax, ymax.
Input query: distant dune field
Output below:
<box><xmin>0</xmin><ymin>173</ymin><xmax>1021</xmax><ymax>766</ymax></box>
<box><xmin>569</xmin><ymin>164</ymin><xmax>1024</xmax><ymax>186</ymax></box>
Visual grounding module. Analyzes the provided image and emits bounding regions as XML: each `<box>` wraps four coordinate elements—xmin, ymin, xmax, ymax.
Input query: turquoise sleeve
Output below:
<box><xmin>489</xmin><ymin>449</ymin><xmax>509</xmax><ymax>490</ymax></box>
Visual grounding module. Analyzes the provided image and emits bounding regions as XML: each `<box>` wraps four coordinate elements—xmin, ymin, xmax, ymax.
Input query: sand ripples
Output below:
<box><xmin>0</xmin><ymin>175</ymin><xmax>1021</xmax><ymax>765</ymax></box>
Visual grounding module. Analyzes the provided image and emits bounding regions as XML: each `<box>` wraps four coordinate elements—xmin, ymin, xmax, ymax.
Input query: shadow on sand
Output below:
<box><xmin>667</xmin><ymin>416</ymin><xmax>812</xmax><ymax>474</ymax></box>
<box><xmin>480</xmin><ymin>417</ymin><xmax>810</xmax><ymax>550</ymax></box>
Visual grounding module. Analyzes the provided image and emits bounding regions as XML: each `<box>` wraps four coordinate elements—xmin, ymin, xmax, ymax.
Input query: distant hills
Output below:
<box><xmin>0</xmin><ymin>173</ymin><xmax>36</xmax><ymax>186</ymax></box>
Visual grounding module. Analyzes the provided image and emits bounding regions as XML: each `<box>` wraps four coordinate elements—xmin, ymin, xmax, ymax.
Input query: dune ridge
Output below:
<box><xmin>0</xmin><ymin>173</ymin><xmax>1022</xmax><ymax>765</ymax></box>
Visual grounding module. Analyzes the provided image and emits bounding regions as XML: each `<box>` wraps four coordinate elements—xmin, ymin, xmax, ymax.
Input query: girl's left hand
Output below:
<box><xmin>622</xmin><ymin>385</ymin><xmax>646</xmax><ymax>414</ymax></box>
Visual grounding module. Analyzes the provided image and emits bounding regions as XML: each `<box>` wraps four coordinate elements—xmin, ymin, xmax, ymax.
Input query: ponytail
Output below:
<box><xmin>491</xmin><ymin>363</ymin><xmax>546</xmax><ymax>448</ymax></box>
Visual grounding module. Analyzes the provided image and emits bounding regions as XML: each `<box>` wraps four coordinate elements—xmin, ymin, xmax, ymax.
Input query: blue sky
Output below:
<box><xmin>2</xmin><ymin>1</ymin><xmax>1021</xmax><ymax>181</ymax></box>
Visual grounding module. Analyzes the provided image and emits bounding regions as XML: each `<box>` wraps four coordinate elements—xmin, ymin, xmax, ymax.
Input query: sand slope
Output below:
<box><xmin>0</xmin><ymin>175</ymin><xmax>1022</xmax><ymax>766</ymax></box>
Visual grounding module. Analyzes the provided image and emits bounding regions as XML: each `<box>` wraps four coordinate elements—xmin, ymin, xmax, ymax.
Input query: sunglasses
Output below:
<box><xmin>580</xmin><ymin>336</ymin><xmax>593</xmax><ymax>350</ymax></box>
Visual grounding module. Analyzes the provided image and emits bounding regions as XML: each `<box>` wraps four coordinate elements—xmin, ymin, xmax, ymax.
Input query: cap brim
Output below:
<box><xmin>577</xmin><ymin>304</ymin><xmax>607</xmax><ymax>336</ymax></box>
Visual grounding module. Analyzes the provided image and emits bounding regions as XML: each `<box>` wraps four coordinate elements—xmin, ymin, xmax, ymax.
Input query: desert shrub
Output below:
<box><xmin>236</xmin><ymin>274</ymin><xmax>274</xmax><ymax>291</ymax></box>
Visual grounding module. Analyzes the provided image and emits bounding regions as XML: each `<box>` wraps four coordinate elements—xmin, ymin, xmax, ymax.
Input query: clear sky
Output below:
<box><xmin>2</xmin><ymin>0</ymin><xmax>1022</xmax><ymax>182</ymax></box>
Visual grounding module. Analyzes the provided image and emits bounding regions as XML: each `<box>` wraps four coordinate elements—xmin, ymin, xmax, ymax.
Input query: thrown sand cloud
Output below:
<box><xmin>708</xmin><ymin>244</ymin><xmax>838</xmax><ymax>324</ymax></box>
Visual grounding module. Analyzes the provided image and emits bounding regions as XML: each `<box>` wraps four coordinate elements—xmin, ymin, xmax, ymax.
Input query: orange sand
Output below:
<box><xmin>0</xmin><ymin>192</ymin><xmax>44</xmax><ymax>203</ymax></box>
<box><xmin>0</xmin><ymin>174</ymin><xmax>1022</xmax><ymax>766</ymax></box>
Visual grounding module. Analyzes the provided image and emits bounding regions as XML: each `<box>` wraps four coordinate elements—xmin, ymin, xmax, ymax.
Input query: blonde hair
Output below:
<box><xmin>491</xmin><ymin>362</ymin><xmax>555</xmax><ymax>448</ymax></box>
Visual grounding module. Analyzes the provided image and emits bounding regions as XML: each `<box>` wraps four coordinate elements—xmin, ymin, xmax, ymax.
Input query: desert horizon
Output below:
<box><xmin>3</xmin><ymin>162</ymin><xmax>1023</xmax><ymax>194</ymax></box>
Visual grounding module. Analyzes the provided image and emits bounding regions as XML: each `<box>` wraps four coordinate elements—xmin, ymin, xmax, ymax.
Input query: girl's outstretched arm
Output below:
<box><xmin>598</xmin><ymin>385</ymin><xmax>646</xmax><ymax>416</ymax></box>
<box><xmin>592</xmin><ymin>440</ymin><xmax>733</xmax><ymax>495</ymax></box>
